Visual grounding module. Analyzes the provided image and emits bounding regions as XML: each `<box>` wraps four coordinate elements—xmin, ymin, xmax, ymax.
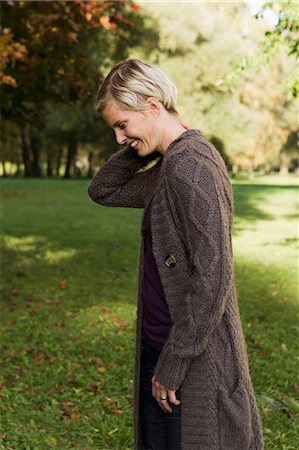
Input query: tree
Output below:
<box><xmin>279</xmin><ymin>130</ymin><xmax>299</xmax><ymax>174</ymax></box>
<box><xmin>0</xmin><ymin>0</ymin><xmax>157</xmax><ymax>176</ymax></box>
<box><xmin>223</xmin><ymin>0</ymin><xmax>299</xmax><ymax>97</ymax></box>
<box><xmin>140</xmin><ymin>0</ymin><xmax>297</xmax><ymax>172</ymax></box>
<box><xmin>0</xmin><ymin>0</ymin><xmax>144</xmax><ymax>122</ymax></box>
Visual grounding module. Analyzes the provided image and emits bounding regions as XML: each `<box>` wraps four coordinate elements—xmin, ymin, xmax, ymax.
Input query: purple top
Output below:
<box><xmin>141</xmin><ymin>199</ymin><xmax>172</xmax><ymax>351</ymax></box>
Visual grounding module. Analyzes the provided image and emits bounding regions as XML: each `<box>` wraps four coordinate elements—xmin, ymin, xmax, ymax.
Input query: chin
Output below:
<box><xmin>140</xmin><ymin>144</ymin><xmax>155</xmax><ymax>156</ymax></box>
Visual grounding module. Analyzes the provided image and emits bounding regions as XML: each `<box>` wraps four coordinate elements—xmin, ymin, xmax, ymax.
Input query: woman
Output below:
<box><xmin>88</xmin><ymin>59</ymin><xmax>264</xmax><ymax>450</ymax></box>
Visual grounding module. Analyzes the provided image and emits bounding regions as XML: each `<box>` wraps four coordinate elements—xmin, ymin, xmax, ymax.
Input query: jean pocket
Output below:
<box><xmin>218</xmin><ymin>379</ymin><xmax>253</xmax><ymax>450</ymax></box>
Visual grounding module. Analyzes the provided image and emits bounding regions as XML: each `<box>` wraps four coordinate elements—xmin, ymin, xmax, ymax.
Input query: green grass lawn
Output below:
<box><xmin>1</xmin><ymin>175</ymin><xmax>298</xmax><ymax>449</ymax></box>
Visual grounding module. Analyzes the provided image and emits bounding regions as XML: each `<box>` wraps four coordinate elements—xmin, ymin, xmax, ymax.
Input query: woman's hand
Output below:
<box><xmin>151</xmin><ymin>375</ymin><xmax>181</xmax><ymax>413</ymax></box>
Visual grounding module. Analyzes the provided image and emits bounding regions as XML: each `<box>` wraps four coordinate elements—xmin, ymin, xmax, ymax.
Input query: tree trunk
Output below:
<box><xmin>64</xmin><ymin>138</ymin><xmax>78</xmax><ymax>179</ymax></box>
<box><xmin>47</xmin><ymin>149</ymin><xmax>53</xmax><ymax>177</ymax></box>
<box><xmin>15</xmin><ymin>159</ymin><xmax>22</xmax><ymax>176</ymax></box>
<box><xmin>87</xmin><ymin>152</ymin><xmax>94</xmax><ymax>178</ymax></box>
<box><xmin>279</xmin><ymin>163</ymin><xmax>289</xmax><ymax>175</ymax></box>
<box><xmin>21</xmin><ymin>127</ymin><xmax>31</xmax><ymax>177</ymax></box>
<box><xmin>2</xmin><ymin>161</ymin><xmax>7</xmax><ymax>177</ymax></box>
<box><xmin>29</xmin><ymin>127</ymin><xmax>42</xmax><ymax>177</ymax></box>
<box><xmin>56</xmin><ymin>147</ymin><xmax>63</xmax><ymax>176</ymax></box>
<box><xmin>73</xmin><ymin>151</ymin><xmax>81</xmax><ymax>177</ymax></box>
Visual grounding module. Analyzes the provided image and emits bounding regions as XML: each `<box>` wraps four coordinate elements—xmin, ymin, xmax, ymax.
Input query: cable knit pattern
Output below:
<box><xmin>88</xmin><ymin>130</ymin><xmax>264</xmax><ymax>450</ymax></box>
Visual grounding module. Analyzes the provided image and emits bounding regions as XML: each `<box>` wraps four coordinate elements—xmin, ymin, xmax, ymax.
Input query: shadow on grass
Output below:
<box><xmin>1</xmin><ymin>248</ymin><xmax>298</xmax><ymax>448</ymax></box>
<box><xmin>233</xmin><ymin>185</ymin><xmax>275</xmax><ymax>221</ymax></box>
<box><xmin>232</xmin><ymin>184</ymin><xmax>298</xmax><ymax>236</ymax></box>
<box><xmin>1</xmin><ymin>178</ymin><xmax>298</xmax><ymax>448</ymax></box>
<box><xmin>1</xmin><ymin>180</ymin><xmax>297</xmax><ymax>307</ymax></box>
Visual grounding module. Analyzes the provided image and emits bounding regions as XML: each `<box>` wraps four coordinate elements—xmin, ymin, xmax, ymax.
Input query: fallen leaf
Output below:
<box><xmin>59</xmin><ymin>280</ymin><xmax>67</xmax><ymax>289</ymax></box>
<box><xmin>90</xmin><ymin>357</ymin><xmax>103</xmax><ymax>367</ymax></box>
<box><xmin>54</xmin><ymin>322</ymin><xmax>65</xmax><ymax>328</ymax></box>
<box><xmin>9</xmin><ymin>288</ymin><xmax>20</xmax><ymax>296</ymax></box>
<box><xmin>282</xmin><ymin>407</ymin><xmax>294</xmax><ymax>419</ymax></box>
<box><xmin>107</xmin><ymin>361</ymin><xmax>117</xmax><ymax>368</ymax></box>
<box><xmin>90</xmin><ymin>384</ymin><xmax>99</xmax><ymax>395</ymax></box>
<box><xmin>110</xmin><ymin>406</ymin><xmax>122</xmax><ymax>415</ymax></box>
<box><xmin>22</xmin><ymin>385</ymin><xmax>34</xmax><ymax>392</ymax></box>
<box><xmin>108</xmin><ymin>428</ymin><xmax>118</xmax><ymax>436</ymax></box>
<box><xmin>254</xmin><ymin>341</ymin><xmax>263</xmax><ymax>350</ymax></box>
<box><xmin>49</xmin><ymin>437</ymin><xmax>57</xmax><ymax>447</ymax></box>
<box><xmin>126</xmin><ymin>395</ymin><xmax>134</xmax><ymax>405</ymax></box>
<box><xmin>113</xmin><ymin>319</ymin><xmax>128</xmax><ymax>330</ymax></box>
<box><xmin>98</xmin><ymin>366</ymin><xmax>106</xmax><ymax>373</ymax></box>
<box><xmin>256</xmin><ymin>315</ymin><xmax>266</xmax><ymax>321</ymax></box>
<box><xmin>65</xmin><ymin>311</ymin><xmax>76</xmax><ymax>318</ymax></box>
<box><xmin>104</xmin><ymin>397</ymin><xmax>122</xmax><ymax>415</ymax></box>
<box><xmin>72</xmin><ymin>388</ymin><xmax>82</xmax><ymax>393</ymax></box>
<box><xmin>104</xmin><ymin>398</ymin><xmax>113</xmax><ymax>407</ymax></box>
<box><xmin>90</xmin><ymin>380</ymin><xmax>105</xmax><ymax>395</ymax></box>
<box><xmin>260</xmin><ymin>349</ymin><xmax>272</xmax><ymax>357</ymax></box>
<box><xmin>60</xmin><ymin>401</ymin><xmax>74</xmax><ymax>411</ymax></box>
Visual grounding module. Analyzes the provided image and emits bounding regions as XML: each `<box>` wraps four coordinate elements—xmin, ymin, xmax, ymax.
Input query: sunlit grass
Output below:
<box><xmin>0</xmin><ymin>175</ymin><xmax>298</xmax><ymax>449</ymax></box>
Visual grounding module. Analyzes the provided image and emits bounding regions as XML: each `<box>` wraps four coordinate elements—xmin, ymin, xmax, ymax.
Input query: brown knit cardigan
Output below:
<box><xmin>88</xmin><ymin>130</ymin><xmax>264</xmax><ymax>450</ymax></box>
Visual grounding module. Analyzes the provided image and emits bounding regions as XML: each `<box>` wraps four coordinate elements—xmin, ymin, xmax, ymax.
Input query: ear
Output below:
<box><xmin>146</xmin><ymin>97</ymin><xmax>161</xmax><ymax>117</ymax></box>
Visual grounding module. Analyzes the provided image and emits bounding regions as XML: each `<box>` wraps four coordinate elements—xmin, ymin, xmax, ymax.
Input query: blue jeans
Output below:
<box><xmin>140</xmin><ymin>336</ymin><xmax>181</xmax><ymax>450</ymax></box>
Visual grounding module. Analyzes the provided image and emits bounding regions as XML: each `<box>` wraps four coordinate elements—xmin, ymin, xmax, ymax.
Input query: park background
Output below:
<box><xmin>1</xmin><ymin>0</ymin><xmax>298</xmax><ymax>449</ymax></box>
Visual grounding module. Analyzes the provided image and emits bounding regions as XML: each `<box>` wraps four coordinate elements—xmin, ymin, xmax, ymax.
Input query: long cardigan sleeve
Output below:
<box><xmin>88</xmin><ymin>145</ymin><xmax>161</xmax><ymax>208</ymax></box>
<box><xmin>153</xmin><ymin>149</ymin><xmax>234</xmax><ymax>390</ymax></box>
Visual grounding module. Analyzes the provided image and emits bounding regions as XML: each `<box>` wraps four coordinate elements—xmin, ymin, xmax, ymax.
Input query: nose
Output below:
<box><xmin>114</xmin><ymin>129</ymin><xmax>126</xmax><ymax>145</ymax></box>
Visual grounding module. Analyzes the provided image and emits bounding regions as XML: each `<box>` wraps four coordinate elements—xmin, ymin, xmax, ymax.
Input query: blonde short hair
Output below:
<box><xmin>96</xmin><ymin>59</ymin><xmax>178</xmax><ymax>114</ymax></box>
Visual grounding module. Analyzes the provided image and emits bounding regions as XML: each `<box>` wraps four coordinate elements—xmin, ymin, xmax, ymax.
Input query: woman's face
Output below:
<box><xmin>102</xmin><ymin>99</ymin><xmax>160</xmax><ymax>157</ymax></box>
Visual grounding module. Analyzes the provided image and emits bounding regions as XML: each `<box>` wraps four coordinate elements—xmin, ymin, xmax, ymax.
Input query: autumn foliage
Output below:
<box><xmin>0</xmin><ymin>0</ymin><xmax>142</xmax><ymax>123</ymax></box>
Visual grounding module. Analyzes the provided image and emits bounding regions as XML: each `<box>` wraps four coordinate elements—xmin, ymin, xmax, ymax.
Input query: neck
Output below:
<box><xmin>158</xmin><ymin>114</ymin><xmax>188</xmax><ymax>155</ymax></box>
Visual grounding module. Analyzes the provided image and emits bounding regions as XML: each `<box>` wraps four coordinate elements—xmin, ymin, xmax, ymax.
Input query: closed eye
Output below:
<box><xmin>118</xmin><ymin>123</ymin><xmax>126</xmax><ymax>130</ymax></box>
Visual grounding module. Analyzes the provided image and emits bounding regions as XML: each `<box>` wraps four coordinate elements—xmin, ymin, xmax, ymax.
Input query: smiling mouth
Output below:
<box><xmin>130</xmin><ymin>139</ymin><xmax>139</xmax><ymax>148</ymax></box>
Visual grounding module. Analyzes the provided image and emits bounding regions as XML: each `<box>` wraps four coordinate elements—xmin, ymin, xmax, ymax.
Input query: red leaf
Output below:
<box><xmin>59</xmin><ymin>280</ymin><xmax>67</xmax><ymax>289</ymax></box>
<box><xmin>131</xmin><ymin>3</ymin><xmax>140</xmax><ymax>12</ymax></box>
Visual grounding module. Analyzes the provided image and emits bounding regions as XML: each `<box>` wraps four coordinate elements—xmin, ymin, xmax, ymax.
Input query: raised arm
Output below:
<box><xmin>87</xmin><ymin>145</ymin><xmax>161</xmax><ymax>208</ymax></box>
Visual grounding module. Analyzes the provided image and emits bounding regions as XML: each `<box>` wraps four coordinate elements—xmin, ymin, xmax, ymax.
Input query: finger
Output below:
<box><xmin>151</xmin><ymin>377</ymin><xmax>172</xmax><ymax>413</ymax></box>
<box><xmin>151</xmin><ymin>377</ymin><xmax>158</xmax><ymax>399</ymax></box>
<box><xmin>159</xmin><ymin>395</ymin><xmax>172</xmax><ymax>413</ymax></box>
<box><xmin>152</xmin><ymin>377</ymin><xmax>163</xmax><ymax>401</ymax></box>
<box><xmin>168</xmin><ymin>389</ymin><xmax>180</xmax><ymax>405</ymax></box>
